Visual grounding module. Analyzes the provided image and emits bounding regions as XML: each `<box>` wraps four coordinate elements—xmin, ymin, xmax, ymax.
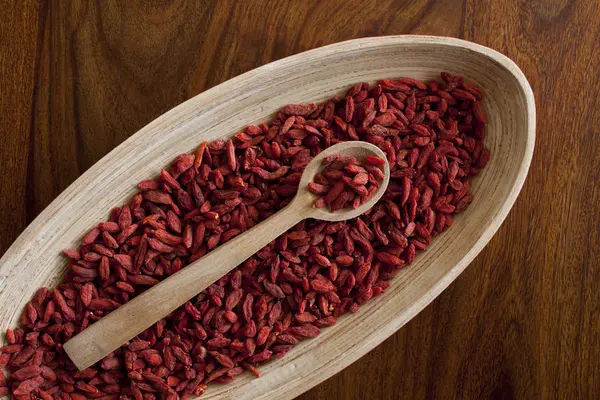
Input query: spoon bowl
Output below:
<box><xmin>295</xmin><ymin>141</ymin><xmax>390</xmax><ymax>222</ymax></box>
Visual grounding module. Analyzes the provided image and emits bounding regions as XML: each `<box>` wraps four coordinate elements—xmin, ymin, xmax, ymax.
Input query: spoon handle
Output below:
<box><xmin>64</xmin><ymin>198</ymin><xmax>309</xmax><ymax>371</ymax></box>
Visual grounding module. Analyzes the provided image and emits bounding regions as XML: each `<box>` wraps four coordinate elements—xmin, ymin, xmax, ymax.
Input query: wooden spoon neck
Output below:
<box><xmin>285</xmin><ymin>192</ymin><xmax>314</xmax><ymax>218</ymax></box>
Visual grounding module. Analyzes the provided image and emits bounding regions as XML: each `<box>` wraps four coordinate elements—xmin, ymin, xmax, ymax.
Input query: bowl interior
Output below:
<box><xmin>0</xmin><ymin>36</ymin><xmax>534</xmax><ymax>399</ymax></box>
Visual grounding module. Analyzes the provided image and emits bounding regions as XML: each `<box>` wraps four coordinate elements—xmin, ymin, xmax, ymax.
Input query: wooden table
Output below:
<box><xmin>1</xmin><ymin>1</ymin><xmax>598</xmax><ymax>398</ymax></box>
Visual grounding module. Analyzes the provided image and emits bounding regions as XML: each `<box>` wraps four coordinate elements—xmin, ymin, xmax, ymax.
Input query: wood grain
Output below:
<box><xmin>0</xmin><ymin>1</ymin><xmax>598</xmax><ymax>399</ymax></box>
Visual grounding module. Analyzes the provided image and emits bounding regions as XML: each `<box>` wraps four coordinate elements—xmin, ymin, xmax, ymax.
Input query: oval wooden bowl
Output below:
<box><xmin>0</xmin><ymin>36</ymin><xmax>535</xmax><ymax>399</ymax></box>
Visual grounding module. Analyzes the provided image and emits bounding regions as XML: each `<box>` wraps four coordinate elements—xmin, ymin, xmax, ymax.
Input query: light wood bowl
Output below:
<box><xmin>0</xmin><ymin>36</ymin><xmax>535</xmax><ymax>399</ymax></box>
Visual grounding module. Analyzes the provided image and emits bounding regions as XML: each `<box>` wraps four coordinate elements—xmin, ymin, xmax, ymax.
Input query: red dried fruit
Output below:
<box><xmin>310</xmin><ymin>154</ymin><xmax>385</xmax><ymax>211</ymax></box>
<box><xmin>3</xmin><ymin>73</ymin><xmax>487</xmax><ymax>398</ymax></box>
<box><xmin>288</xmin><ymin>324</ymin><xmax>321</xmax><ymax>338</ymax></box>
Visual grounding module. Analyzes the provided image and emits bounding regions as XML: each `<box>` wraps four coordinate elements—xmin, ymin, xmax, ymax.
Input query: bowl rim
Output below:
<box><xmin>0</xmin><ymin>35</ymin><xmax>535</xmax><ymax>399</ymax></box>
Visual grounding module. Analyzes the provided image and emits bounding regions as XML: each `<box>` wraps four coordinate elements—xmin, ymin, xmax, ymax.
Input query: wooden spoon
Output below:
<box><xmin>63</xmin><ymin>140</ymin><xmax>390</xmax><ymax>371</ymax></box>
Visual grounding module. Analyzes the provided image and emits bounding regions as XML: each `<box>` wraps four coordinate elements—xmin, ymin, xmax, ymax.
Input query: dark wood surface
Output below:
<box><xmin>1</xmin><ymin>1</ymin><xmax>599</xmax><ymax>398</ymax></box>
